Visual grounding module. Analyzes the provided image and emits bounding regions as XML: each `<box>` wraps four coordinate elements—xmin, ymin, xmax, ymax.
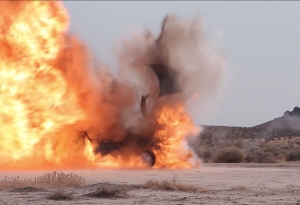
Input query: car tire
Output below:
<box><xmin>139</xmin><ymin>150</ymin><xmax>156</xmax><ymax>168</ymax></box>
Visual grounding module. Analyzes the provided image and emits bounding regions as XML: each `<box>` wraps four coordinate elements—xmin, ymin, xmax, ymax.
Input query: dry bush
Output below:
<box><xmin>246</xmin><ymin>145</ymin><xmax>284</xmax><ymax>163</ymax></box>
<box><xmin>86</xmin><ymin>184</ymin><xmax>129</xmax><ymax>198</ymax></box>
<box><xmin>262</xmin><ymin>144</ymin><xmax>284</xmax><ymax>159</ymax></box>
<box><xmin>285</xmin><ymin>149</ymin><xmax>300</xmax><ymax>161</ymax></box>
<box><xmin>246</xmin><ymin>148</ymin><xmax>276</xmax><ymax>163</ymax></box>
<box><xmin>141</xmin><ymin>176</ymin><xmax>207</xmax><ymax>193</ymax></box>
<box><xmin>234</xmin><ymin>140</ymin><xmax>246</xmax><ymax>149</ymax></box>
<box><xmin>193</xmin><ymin>147</ymin><xmax>211</xmax><ymax>162</ymax></box>
<box><xmin>212</xmin><ymin>146</ymin><xmax>245</xmax><ymax>163</ymax></box>
<box><xmin>46</xmin><ymin>189</ymin><xmax>74</xmax><ymax>201</ymax></box>
<box><xmin>0</xmin><ymin>172</ymin><xmax>86</xmax><ymax>190</ymax></box>
<box><xmin>228</xmin><ymin>186</ymin><xmax>251</xmax><ymax>192</ymax></box>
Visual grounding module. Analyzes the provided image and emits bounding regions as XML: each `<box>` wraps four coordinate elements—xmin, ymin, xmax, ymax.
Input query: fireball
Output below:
<box><xmin>0</xmin><ymin>1</ymin><xmax>200</xmax><ymax>170</ymax></box>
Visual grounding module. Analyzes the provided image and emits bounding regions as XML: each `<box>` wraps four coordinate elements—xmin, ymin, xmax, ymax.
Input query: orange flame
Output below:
<box><xmin>153</xmin><ymin>102</ymin><xmax>200</xmax><ymax>168</ymax></box>
<box><xmin>0</xmin><ymin>1</ymin><xmax>89</xmax><ymax>169</ymax></box>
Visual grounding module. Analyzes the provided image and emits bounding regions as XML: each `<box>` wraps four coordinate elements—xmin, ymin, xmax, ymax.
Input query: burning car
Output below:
<box><xmin>81</xmin><ymin>62</ymin><xmax>181</xmax><ymax>167</ymax></box>
<box><xmin>79</xmin><ymin>17</ymin><xmax>183</xmax><ymax>168</ymax></box>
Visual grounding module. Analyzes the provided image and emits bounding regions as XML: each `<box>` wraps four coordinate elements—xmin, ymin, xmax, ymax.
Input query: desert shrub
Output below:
<box><xmin>262</xmin><ymin>144</ymin><xmax>284</xmax><ymax>159</ymax></box>
<box><xmin>285</xmin><ymin>149</ymin><xmax>300</xmax><ymax>161</ymax></box>
<box><xmin>222</xmin><ymin>140</ymin><xmax>235</xmax><ymax>148</ymax></box>
<box><xmin>141</xmin><ymin>176</ymin><xmax>207</xmax><ymax>193</ymax></box>
<box><xmin>200</xmin><ymin>133</ymin><xmax>213</xmax><ymax>145</ymax></box>
<box><xmin>86</xmin><ymin>183</ymin><xmax>129</xmax><ymax>198</ymax></box>
<box><xmin>194</xmin><ymin>147</ymin><xmax>211</xmax><ymax>162</ymax></box>
<box><xmin>246</xmin><ymin>145</ymin><xmax>285</xmax><ymax>163</ymax></box>
<box><xmin>212</xmin><ymin>146</ymin><xmax>245</xmax><ymax>163</ymax></box>
<box><xmin>228</xmin><ymin>186</ymin><xmax>251</xmax><ymax>192</ymax></box>
<box><xmin>234</xmin><ymin>140</ymin><xmax>246</xmax><ymax>149</ymax></box>
<box><xmin>0</xmin><ymin>172</ymin><xmax>86</xmax><ymax>190</ymax></box>
<box><xmin>246</xmin><ymin>148</ymin><xmax>276</xmax><ymax>163</ymax></box>
<box><xmin>46</xmin><ymin>189</ymin><xmax>74</xmax><ymax>200</ymax></box>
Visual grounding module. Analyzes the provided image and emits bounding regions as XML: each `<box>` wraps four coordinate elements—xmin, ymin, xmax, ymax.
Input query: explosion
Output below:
<box><xmin>0</xmin><ymin>1</ymin><xmax>226</xmax><ymax>170</ymax></box>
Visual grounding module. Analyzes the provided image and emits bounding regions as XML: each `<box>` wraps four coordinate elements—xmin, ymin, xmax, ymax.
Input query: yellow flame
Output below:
<box><xmin>0</xmin><ymin>1</ymin><xmax>85</xmax><ymax>168</ymax></box>
<box><xmin>153</xmin><ymin>103</ymin><xmax>199</xmax><ymax>168</ymax></box>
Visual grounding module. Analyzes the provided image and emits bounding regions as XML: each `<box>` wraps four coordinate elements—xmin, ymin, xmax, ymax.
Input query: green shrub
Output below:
<box><xmin>212</xmin><ymin>146</ymin><xmax>245</xmax><ymax>163</ymax></box>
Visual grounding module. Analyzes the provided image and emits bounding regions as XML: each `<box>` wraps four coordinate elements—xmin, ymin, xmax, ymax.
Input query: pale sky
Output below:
<box><xmin>62</xmin><ymin>1</ymin><xmax>300</xmax><ymax>127</ymax></box>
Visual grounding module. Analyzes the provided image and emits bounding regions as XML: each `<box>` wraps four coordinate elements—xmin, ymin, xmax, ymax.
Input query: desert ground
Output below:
<box><xmin>0</xmin><ymin>163</ymin><xmax>299</xmax><ymax>205</ymax></box>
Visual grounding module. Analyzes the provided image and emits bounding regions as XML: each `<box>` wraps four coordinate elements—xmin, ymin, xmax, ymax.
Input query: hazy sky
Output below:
<box><xmin>62</xmin><ymin>1</ymin><xmax>300</xmax><ymax>127</ymax></box>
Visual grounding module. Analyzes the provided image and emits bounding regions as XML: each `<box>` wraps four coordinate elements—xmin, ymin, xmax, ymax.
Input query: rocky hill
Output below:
<box><xmin>254</xmin><ymin>106</ymin><xmax>300</xmax><ymax>130</ymax></box>
<box><xmin>198</xmin><ymin>107</ymin><xmax>300</xmax><ymax>145</ymax></box>
<box><xmin>189</xmin><ymin>107</ymin><xmax>300</xmax><ymax>163</ymax></box>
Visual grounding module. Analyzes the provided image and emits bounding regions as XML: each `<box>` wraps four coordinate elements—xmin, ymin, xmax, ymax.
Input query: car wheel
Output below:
<box><xmin>139</xmin><ymin>150</ymin><xmax>156</xmax><ymax>168</ymax></box>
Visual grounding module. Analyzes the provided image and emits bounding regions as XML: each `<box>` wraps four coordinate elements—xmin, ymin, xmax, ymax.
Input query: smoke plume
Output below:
<box><xmin>115</xmin><ymin>15</ymin><xmax>227</xmax><ymax>122</ymax></box>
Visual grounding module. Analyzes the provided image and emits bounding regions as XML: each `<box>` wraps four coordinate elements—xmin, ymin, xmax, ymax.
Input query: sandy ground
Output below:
<box><xmin>1</xmin><ymin>163</ymin><xmax>300</xmax><ymax>205</ymax></box>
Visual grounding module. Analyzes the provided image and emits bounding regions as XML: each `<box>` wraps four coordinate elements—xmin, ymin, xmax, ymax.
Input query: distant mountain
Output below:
<box><xmin>195</xmin><ymin>106</ymin><xmax>300</xmax><ymax>146</ymax></box>
<box><xmin>253</xmin><ymin>107</ymin><xmax>300</xmax><ymax>131</ymax></box>
<box><xmin>191</xmin><ymin>107</ymin><xmax>300</xmax><ymax>163</ymax></box>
